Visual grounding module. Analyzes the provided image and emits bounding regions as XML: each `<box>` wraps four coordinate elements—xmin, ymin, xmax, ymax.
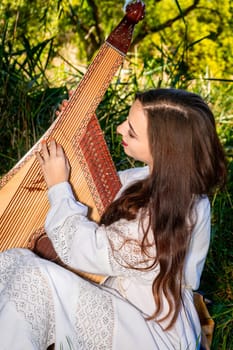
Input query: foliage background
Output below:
<box><xmin>0</xmin><ymin>0</ymin><xmax>232</xmax><ymax>348</ymax></box>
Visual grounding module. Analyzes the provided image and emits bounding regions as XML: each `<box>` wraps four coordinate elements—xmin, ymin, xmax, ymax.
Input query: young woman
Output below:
<box><xmin>0</xmin><ymin>88</ymin><xmax>226</xmax><ymax>349</ymax></box>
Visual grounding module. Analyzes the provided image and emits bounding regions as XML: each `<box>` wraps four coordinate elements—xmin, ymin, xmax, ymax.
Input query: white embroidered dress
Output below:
<box><xmin>0</xmin><ymin>167</ymin><xmax>211</xmax><ymax>350</ymax></box>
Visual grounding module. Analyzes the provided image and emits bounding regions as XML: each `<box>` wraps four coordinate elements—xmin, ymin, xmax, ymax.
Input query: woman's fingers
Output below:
<box><xmin>36</xmin><ymin>139</ymin><xmax>61</xmax><ymax>166</ymax></box>
<box><xmin>48</xmin><ymin>139</ymin><xmax>58</xmax><ymax>157</ymax></box>
<box><xmin>36</xmin><ymin>150</ymin><xmax>44</xmax><ymax>165</ymax></box>
<box><xmin>55</xmin><ymin>91</ymin><xmax>74</xmax><ymax>117</ymax></box>
<box><xmin>68</xmin><ymin>90</ymin><xmax>74</xmax><ymax>98</ymax></box>
<box><xmin>36</xmin><ymin>140</ymin><xmax>49</xmax><ymax>165</ymax></box>
<box><xmin>55</xmin><ymin>99</ymin><xmax>69</xmax><ymax>116</ymax></box>
<box><xmin>56</xmin><ymin>142</ymin><xmax>65</xmax><ymax>157</ymax></box>
<box><xmin>38</xmin><ymin>139</ymin><xmax>59</xmax><ymax>159</ymax></box>
<box><xmin>41</xmin><ymin>140</ymin><xmax>50</xmax><ymax>159</ymax></box>
<box><xmin>36</xmin><ymin>139</ymin><xmax>70</xmax><ymax>188</ymax></box>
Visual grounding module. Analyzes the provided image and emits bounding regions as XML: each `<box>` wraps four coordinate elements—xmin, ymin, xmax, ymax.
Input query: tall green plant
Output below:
<box><xmin>0</xmin><ymin>21</ymin><xmax>68</xmax><ymax>176</ymax></box>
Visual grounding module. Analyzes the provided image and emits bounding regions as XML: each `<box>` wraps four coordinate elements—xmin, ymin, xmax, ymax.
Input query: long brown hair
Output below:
<box><xmin>100</xmin><ymin>88</ymin><xmax>227</xmax><ymax>328</ymax></box>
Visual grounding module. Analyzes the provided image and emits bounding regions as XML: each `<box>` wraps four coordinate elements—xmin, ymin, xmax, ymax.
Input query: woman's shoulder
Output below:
<box><xmin>118</xmin><ymin>166</ymin><xmax>149</xmax><ymax>186</ymax></box>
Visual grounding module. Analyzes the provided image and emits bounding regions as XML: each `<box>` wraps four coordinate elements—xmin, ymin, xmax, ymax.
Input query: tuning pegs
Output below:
<box><xmin>125</xmin><ymin>0</ymin><xmax>145</xmax><ymax>23</ymax></box>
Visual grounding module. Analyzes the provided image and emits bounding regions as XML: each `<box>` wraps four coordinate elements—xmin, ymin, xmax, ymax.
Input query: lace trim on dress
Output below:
<box><xmin>74</xmin><ymin>279</ymin><xmax>114</xmax><ymax>349</ymax></box>
<box><xmin>47</xmin><ymin>214</ymin><xmax>85</xmax><ymax>265</ymax></box>
<box><xmin>105</xmin><ymin>219</ymin><xmax>157</xmax><ymax>278</ymax></box>
<box><xmin>0</xmin><ymin>250</ymin><xmax>55</xmax><ymax>348</ymax></box>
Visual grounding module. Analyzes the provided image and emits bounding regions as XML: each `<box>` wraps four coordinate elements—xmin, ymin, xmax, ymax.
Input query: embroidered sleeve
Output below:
<box><xmin>47</xmin><ymin>214</ymin><xmax>86</xmax><ymax>265</ymax></box>
<box><xmin>46</xmin><ymin>212</ymin><xmax>157</xmax><ymax>279</ymax></box>
<box><xmin>45</xmin><ymin>178</ymin><xmax>156</xmax><ymax>279</ymax></box>
<box><xmin>46</xmin><ymin>213</ymin><xmax>113</xmax><ymax>276</ymax></box>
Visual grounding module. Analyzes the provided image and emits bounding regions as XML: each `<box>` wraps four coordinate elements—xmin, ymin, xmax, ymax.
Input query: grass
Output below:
<box><xmin>199</xmin><ymin>84</ymin><xmax>233</xmax><ymax>349</ymax></box>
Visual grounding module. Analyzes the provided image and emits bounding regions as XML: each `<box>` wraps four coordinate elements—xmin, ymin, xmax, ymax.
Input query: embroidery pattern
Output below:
<box><xmin>47</xmin><ymin>215</ymin><xmax>85</xmax><ymax>264</ymax></box>
<box><xmin>0</xmin><ymin>250</ymin><xmax>55</xmax><ymax>348</ymax></box>
<box><xmin>74</xmin><ymin>279</ymin><xmax>114</xmax><ymax>349</ymax></box>
<box><xmin>105</xmin><ymin>219</ymin><xmax>156</xmax><ymax>278</ymax></box>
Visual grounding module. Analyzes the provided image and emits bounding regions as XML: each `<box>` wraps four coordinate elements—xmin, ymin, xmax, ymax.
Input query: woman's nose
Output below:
<box><xmin>117</xmin><ymin>120</ymin><xmax>127</xmax><ymax>135</ymax></box>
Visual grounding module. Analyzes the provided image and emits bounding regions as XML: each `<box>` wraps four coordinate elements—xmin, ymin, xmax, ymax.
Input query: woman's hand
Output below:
<box><xmin>55</xmin><ymin>90</ymin><xmax>74</xmax><ymax>117</ymax></box>
<box><xmin>36</xmin><ymin>139</ymin><xmax>70</xmax><ymax>189</ymax></box>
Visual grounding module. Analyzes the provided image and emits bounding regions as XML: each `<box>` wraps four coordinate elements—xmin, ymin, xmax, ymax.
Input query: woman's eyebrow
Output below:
<box><xmin>128</xmin><ymin>120</ymin><xmax>138</xmax><ymax>136</ymax></box>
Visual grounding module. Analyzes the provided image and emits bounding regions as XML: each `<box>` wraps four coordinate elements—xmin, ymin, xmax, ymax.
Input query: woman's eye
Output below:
<box><xmin>128</xmin><ymin>130</ymin><xmax>135</xmax><ymax>138</ymax></box>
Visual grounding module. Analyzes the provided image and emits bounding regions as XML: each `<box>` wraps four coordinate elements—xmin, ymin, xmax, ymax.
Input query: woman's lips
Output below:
<box><xmin>122</xmin><ymin>140</ymin><xmax>128</xmax><ymax>147</ymax></box>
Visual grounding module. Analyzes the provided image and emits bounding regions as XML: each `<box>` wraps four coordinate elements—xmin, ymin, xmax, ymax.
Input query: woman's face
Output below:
<box><xmin>117</xmin><ymin>99</ymin><xmax>153</xmax><ymax>169</ymax></box>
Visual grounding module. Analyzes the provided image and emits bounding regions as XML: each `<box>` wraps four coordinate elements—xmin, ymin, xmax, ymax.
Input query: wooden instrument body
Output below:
<box><xmin>0</xmin><ymin>2</ymin><xmax>145</xmax><ymax>253</ymax></box>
